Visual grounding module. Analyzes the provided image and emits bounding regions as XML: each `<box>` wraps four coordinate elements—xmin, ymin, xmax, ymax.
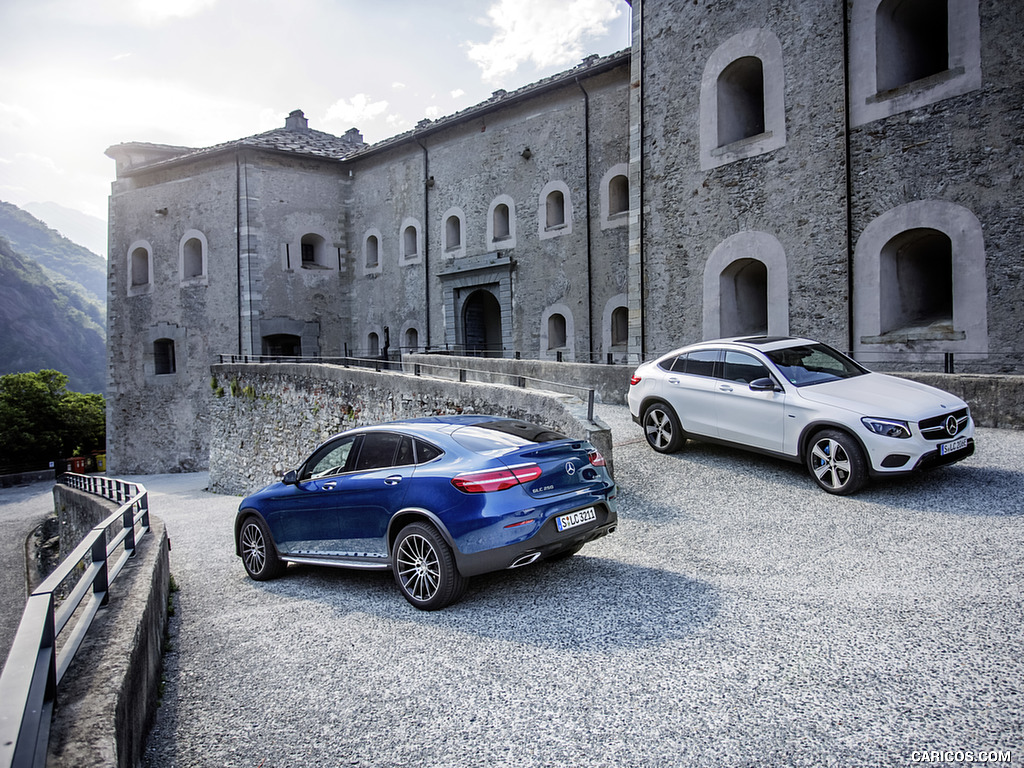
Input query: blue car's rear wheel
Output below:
<box><xmin>393</xmin><ymin>522</ymin><xmax>466</xmax><ymax>610</ymax></box>
<box><xmin>239</xmin><ymin>515</ymin><xmax>286</xmax><ymax>580</ymax></box>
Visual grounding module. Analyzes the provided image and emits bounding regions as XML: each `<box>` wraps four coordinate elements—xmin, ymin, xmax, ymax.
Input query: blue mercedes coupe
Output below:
<box><xmin>234</xmin><ymin>415</ymin><xmax>617</xmax><ymax>610</ymax></box>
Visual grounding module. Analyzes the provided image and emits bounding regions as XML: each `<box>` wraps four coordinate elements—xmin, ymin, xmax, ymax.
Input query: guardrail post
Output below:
<box><xmin>91</xmin><ymin>536</ymin><xmax>110</xmax><ymax>607</ymax></box>
<box><xmin>944</xmin><ymin>352</ymin><xmax>955</xmax><ymax>373</ymax></box>
<box><xmin>588</xmin><ymin>389</ymin><xmax>595</xmax><ymax>422</ymax></box>
<box><xmin>123</xmin><ymin>504</ymin><xmax>137</xmax><ymax>557</ymax></box>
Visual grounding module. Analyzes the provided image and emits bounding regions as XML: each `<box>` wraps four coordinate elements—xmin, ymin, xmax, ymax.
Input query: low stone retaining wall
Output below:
<box><xmin>406</xmin><ymin>353</ymin><xmax>634</xmax><ymax>406</ymax></box>
<box><xmin>209</xmin><ymin>361</ymin><xmax>613</xmax><ymax>497</ymax></box>
<box><xmin>893</xmin><ymin>373</ymin><xmax>1024</xmax><ymax>430</ymax></box>
<box><xmin>46</xmin><ymin>485</ymin><xmax>170</xmax><ymax>768</ymax></box>
<box><xmin>1</xmin><ymin>468</ymin><xmax>56</xmax><ymax>488</ymax></box>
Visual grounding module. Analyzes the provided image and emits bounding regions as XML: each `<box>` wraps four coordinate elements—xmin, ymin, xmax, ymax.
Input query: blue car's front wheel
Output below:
<box><xmin>393</xmin><ymin>522</ymin><xmax>467</xmax><ymax>610</ymax></box>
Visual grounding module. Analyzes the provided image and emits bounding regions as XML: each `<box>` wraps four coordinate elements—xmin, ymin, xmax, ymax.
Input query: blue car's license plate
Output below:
<box><xmin>556</xmin><ymin>506</ymin><xmax>596</xmax><ymax>532</ymax></box>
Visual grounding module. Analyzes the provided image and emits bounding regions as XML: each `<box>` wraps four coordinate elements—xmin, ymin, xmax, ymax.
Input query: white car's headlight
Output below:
<box><xmin>861</xmin><ymin>417</ymin><xmax>912</xmax><ymax>439</ymax></box>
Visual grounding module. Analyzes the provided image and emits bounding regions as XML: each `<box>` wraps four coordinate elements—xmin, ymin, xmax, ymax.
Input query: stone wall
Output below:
<box><xmin>892</xmin><ymin>373</ymin><xmax>1024</xmax><ymax>431</ymax></box>
<box><xmin>404</xmin><ymin>353</ymin><xmax>634</xmax><ymax>406</ymax></box>
<box><xmin>208</xmin><ymin>362</ymin><xmax>614</xmax><ymax>497</ymax></box>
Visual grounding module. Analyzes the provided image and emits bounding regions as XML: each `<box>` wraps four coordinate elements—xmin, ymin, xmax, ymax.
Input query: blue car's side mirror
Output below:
<box><xmin>282</xmin><ymin>469</ymin><xmax>299</xmax><ymax>485</ymax></box>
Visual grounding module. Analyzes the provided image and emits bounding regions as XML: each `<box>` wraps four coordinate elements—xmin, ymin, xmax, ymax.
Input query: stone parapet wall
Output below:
<box><xmin>404</xmin><ymin>353</ymin><xmax>633</xmax><ymax>406</ymax></box>
<box><xmin>209</xmin><ymin>362</ymin><xmax>613</xmax><ymax>497</ymax></box>
<box><xmin>889</xmin><ymin>373</ymin><xmax>1024</xmax><ymax>431</ymax></box>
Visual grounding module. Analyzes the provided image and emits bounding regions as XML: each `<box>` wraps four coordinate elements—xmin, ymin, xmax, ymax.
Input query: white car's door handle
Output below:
<box><xmin>719</xmin><ymin>384</ymin><xmax>734</xmax><ymax>392</ymax></box>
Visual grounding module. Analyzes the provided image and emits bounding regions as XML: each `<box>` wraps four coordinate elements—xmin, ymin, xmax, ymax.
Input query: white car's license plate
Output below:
<box><xmin>940</xmin><ymin>436</ymin><xmax>969</xmax><ymax>455</ymax></box>
<box><xmin>556</xmin><ymin>506</ymin><xmax>597</xmax><ymax>532</ymax></box>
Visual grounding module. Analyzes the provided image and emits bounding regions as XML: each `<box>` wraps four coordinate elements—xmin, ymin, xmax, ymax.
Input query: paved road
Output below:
<box><xmin>0</xmin><ymin>480</ymin><xmax>54</xmax><ymax>667</ymax></box>
<box><xmin>9</xmin><ymin>406</ymin><xmax>1022</xmax><ymax>767</ymax></box>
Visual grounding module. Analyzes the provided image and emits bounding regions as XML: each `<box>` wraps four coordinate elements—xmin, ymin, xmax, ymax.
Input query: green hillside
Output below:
<box><xmin>0</xmin><ymin>200</ymin><xmax>106</xmax><ymax>306</ymax></box>
<box><xmin>0</xmin><ymin>236</ymin><xmax>106</xmax><ymax>394</ymax></box>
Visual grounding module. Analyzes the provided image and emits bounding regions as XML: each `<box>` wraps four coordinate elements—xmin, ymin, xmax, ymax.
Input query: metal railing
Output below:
<box><xmin>0</xmin><ymin>474</ymin><xmax>150</xmax><ymax>768</ymax></box>
<box><xmin>217</xmin><ymin>354</ymin><xmax>600</xmax><ymax>420</ymax></box>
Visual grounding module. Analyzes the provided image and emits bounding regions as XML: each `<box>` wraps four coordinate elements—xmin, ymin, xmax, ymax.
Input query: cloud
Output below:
<box><xmin>451</xmin><ymin>88</ymin><xmax>466</xmax><ymax>99</ymax></box>
<box><xmin>466</xmin><ymin>0</ymin><xmax>623</xmax><ymax>82</ymax></box>
<box><xmin>392</xmin><ymin>82</ymin><xmax>407</xmax><ymax>90</ymax></box>
<box><xmin>323</xmin><ymin>94</ymin><xmax>390</xmax><ymax>128</ymax></box>
<box><xmin>0</xmin><ymin>102</ymin><xmax>36</xmax><ymax>133</ymax></box>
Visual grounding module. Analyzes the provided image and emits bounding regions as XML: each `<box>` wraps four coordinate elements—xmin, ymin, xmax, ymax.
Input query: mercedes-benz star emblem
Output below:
<box><xmin>945</xmin><ymin>415</ymin><xmax>959</xmax><ymax>436</ymax></box>
<box><xmin>565</xmin><ymin>461</ymin><xmax>576</xmax><ymax>476</ymax></box>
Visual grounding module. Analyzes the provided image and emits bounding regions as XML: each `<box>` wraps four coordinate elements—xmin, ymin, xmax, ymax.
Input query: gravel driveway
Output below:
<box><xmin>139</xmin><ymin>405</ymin><xmax>1023</xmax><ymax>767</ymax></box>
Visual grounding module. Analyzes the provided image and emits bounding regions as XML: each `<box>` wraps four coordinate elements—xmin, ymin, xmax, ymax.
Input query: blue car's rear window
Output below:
<box><xmin>452</xmin><ymin>420</ymin><xmax>566</xmax><ymax>453</ymax></box>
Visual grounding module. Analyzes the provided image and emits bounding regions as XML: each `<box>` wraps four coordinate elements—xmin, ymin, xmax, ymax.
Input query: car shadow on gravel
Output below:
<box><xmin>854</xmin><ymin>463</ymin><xmax>1024</xmax><ymax>515</ymax></box>
<box><xmin>253</xmin><ymin>556</ymin><xmax>719</xmax><ymax>653</ymax></box>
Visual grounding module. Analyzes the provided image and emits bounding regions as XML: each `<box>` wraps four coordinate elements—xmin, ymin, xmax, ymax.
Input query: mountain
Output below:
<box><xmin>0</xmin><ymin>203</ymin><xmax>107</xmax><ymax>394</ymax></box>
<box><xmin>0</xmin><ymin>201</ymin><xmax>107</xmax><ymax>307</ymax></box>
<box><xmin>23</xmin><ymin>202</ymin><xmax>107</xmax><ymax>259</ymax></box>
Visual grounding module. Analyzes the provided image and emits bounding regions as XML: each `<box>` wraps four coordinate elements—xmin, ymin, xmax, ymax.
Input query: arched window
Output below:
<box><xmin>611</xmin><ymin>306</ymin><xmax>628</xmax><ymax>346</ymax></box>
<box><xmin>403</xmin><ymin>225</ymin><xmax>418</xmax><ymax>259</ymax></box>
<box><xmin>365</xmin><ymin>234</ymin><xmax>380</xmax><ymax>269</ymax></box>
<box><xmin>849</xmin><ymin>0</ymin><xmax>981</xmax><ymax>127</ymax></box>
<box><xmin>878</xmin><ymin>228</ymin><xmax>953</xmax><ymax>335</ymax></box>
<box><xmin>445</xmin><ymin>216</ymin><xmax>461</xmax><ymax>249</ymax></box>
<box><xmin>608</xmin><ymin>175</ymin><xmax>629</xmax><ymax>216</ymax></box>
<box><xmin>703</xmin><ymin>231</ymin><xmax>789</xmax><ymax>339</ymax></box>
<box><xmin>699</xmin><ymin>29</ymin><xmax>786</xmax><ymax>170</ymax></box>
<box><xmin>131</xmin><ymin>247</ymin><xmax>150</xmax><ymax>286</ymax></box>
<box><xmin>486</xmin><ymin>195</ymin><xmax>517</xmax><ymax>249</ymax></box>
<box><xmin>546</xmin><ymin>190</ymin><xmax>565</xmax><ymax>229</ymax></box>
<box><xmin>540</xmin><ymin>304</ymin><xmax>575</xmax><ymax>360</ymax></box>
<box><xmin>719</xmin><ymin>258</ymin><xmax>769</xmax><ymax>337</ymax></box>
<box><xmin>853</xmin><ymin>201</ymin><xmax>988</xmax><ymax>359</ymax></box>
<box><xmin>717</xmin><ymin>56</ymin><xmax>765</xmax><ymax>147</ymax></box>
<box><xmin>539</xmin><ymin>182</ymin><xmax>573</xmax><ymax>240</ymax></box>
<box><xmin>493</xmin><ymin>204</ymin><xmax>510</xmax><ymax>239</ymax></box>
<box><xmin>876</xmin><ymin>0</ymin><xmax>948</xmax><ymax>93</ymax></box>
<box><xmin>368</xmin><ymin>332</ymin><xmax>380</xmax><ymax>357</ymax></box>
<box><xmin>182</xmin><ymin>238</ymin><xmax>203</xmax><ymax>279</ymax></box>
<box><xmin>404</xmin><ymin>327</ymin><xmax>419</xmax><ymax>352</ymax></box>
<box><xmin>547</xmin><ymin>314</ymin><xmax>567</xmax><ymax>349</ymax></box>
<box><xmin>154</xmin><ymin>339</ymin><xmax>176</xmax><ymax>375</ymax></box>
<box><xmin>300</xmin><ymin>233</ymin><xmax>333</xmax><ymax>270</ymax></box>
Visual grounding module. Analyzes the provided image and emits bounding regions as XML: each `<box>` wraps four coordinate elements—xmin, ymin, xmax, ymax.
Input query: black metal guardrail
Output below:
<box><xmin>0</xmin><ymin>474</ymin><xmax>150</xmax><ymax>768</ymax></box>
<box><xmin>217</xmin><ymin>354</ymin><xmax>600</xmax><ymax>421</ymax></box>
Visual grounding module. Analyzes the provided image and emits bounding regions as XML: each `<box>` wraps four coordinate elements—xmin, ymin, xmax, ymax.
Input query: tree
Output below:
<box><xmin>0</xmin><ymin>370</ymin><xmax>106</xmax><ymax>470</ymax></box>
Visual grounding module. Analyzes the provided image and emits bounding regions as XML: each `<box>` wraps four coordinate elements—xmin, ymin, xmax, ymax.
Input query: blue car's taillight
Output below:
<box><xmin>451</xmin><ymin>464</ymin><xmax>542</xmax><ymax>493</ymax></box>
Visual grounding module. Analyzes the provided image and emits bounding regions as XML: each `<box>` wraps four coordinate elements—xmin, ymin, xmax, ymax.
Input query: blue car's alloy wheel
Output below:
<box><xmin>240</xmin><ymin>515</ymin><xmax>286</xmax><ymax>580</ymax></box>
<box><xmin>393</xmin><ymin>522</ymin><xmax>466</xmax><ymax>611</ymax></box>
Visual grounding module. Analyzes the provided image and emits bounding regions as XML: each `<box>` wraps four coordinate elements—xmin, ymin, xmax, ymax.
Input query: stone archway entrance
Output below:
<box><xmin>462</xmin><ymin>289</ymin><xmax>503</xmax><ymax>356</ymax></box>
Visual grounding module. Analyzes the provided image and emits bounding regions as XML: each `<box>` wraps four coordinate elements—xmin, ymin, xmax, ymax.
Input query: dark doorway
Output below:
<box><xmin>262</xmin><ymin>334</ymin><xmax>301</xmax><ymax>357</ymax></box>
<box><xmin>462</xmin><ymin>289</ymin><xmax>502</xmax><ymax>356</ymax></box>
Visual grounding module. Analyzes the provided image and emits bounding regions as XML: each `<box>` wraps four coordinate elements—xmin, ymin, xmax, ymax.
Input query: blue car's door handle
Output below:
<box><xmin>384</xmin><ymin>475</ymin><xmax>403</xmax><ymax>486</ymax></box>
<box><xmin>321</xmin><ymin>481</ymin><xmax>337</xmax><ymax>490</ymax></box>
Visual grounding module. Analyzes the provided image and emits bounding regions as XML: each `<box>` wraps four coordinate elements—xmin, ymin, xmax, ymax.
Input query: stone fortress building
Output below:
<box><xmin>105</xmin><ymin>0</ymin><xmax>1023</xmax><ymax>473</ymax></box>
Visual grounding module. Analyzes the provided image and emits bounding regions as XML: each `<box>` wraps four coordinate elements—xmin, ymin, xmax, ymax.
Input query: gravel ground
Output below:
<box><xmin>139</xmin><ymin>405</ymin><xmax>1023</xmax><ymax>767</ymax></box>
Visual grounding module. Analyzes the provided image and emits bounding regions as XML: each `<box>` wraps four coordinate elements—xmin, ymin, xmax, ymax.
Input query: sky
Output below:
<box><xmin>0</xmin><ymin>0</ymin><xmax>631</xmax><ymax>249</ymax></box>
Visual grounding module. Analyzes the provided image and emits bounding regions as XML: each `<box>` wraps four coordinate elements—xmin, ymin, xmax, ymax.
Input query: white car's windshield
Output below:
<box><xmin>764</xmin><ymin>343</ymin><xmax>868</xmax><ymax>387</ymax></box>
